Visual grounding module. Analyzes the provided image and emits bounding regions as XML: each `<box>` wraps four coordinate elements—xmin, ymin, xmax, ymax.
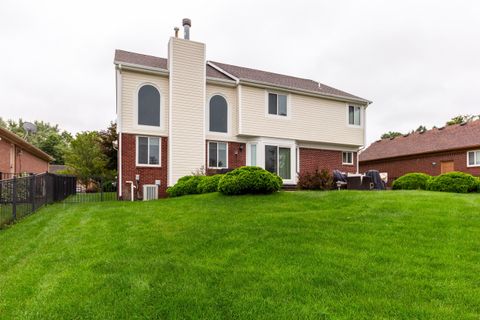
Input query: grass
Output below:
<box><xmin>63</xmin><ymin>191</ymin><xmax>117</xmax><ymax>203</ymax></box>
<box><xmin>0</xmin><ymin>191</ymin><xmax>479</xmax><ymax>319</ymax></box>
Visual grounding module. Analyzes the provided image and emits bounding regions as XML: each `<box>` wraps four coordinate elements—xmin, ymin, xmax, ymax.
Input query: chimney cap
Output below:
<box><xmin>182</xmin><ymin>18</ymin><xmax>191</xmax><ymax>27</ymax></box>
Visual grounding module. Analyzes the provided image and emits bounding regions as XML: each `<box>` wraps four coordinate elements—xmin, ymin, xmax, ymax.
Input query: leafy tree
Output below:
<box><xmin>415</xmin><ymin>125</ymin><xmax>427</xmax><ymax>133</ymax></box>
<box><xmin>381</xmin><ymin>131</ymin><xmax>403</xmax><ymax>139</ymax></box>
<box><xmin>98</xmin><ymin>122</ymin><xmax>118</xmax><ymax>171</ymax></box>
<box><xmin>0</xmin><ymin>118</ymin><xmax>72</xmax><ymax>164</ymax></box>
<box><xmin>446</xmin><ymin>115</ymin><xmax>480</xmax><ymax>126</ymax></box>
<box><xmin>64</xmin><ymin>132</ymin><xmax>111</xmax><ymax>188</ymax></box>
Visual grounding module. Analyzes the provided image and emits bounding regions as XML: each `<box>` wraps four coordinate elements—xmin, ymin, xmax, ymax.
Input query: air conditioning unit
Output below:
<box><xmin>143</xmin><ymin>184</ymin><xmax>158</xmax><ymax>201</ymax></box>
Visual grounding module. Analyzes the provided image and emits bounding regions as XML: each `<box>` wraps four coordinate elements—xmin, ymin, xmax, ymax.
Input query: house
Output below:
<box><xmin>359</xmin><ymin>120</ymin><xmax>480</xmax><ymax>184</ymax></box>
<box><xmin>0</xmin><ymin>126</ymin><xmax>53</xmax><ymax>179</ymax></box>
<box><xmin>114</xmin><ymin>19</ymin><xmax>371</xmax><ymax>200</ymax></box>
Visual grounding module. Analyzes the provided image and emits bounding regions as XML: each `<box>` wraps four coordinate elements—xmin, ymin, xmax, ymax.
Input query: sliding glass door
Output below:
<box><xmin>265</xmin><ymin>145</ymin><xmax>291</xmax><ymax>179</ymax></box>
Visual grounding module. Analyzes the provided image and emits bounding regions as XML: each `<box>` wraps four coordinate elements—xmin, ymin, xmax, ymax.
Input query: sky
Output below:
<box><xmin>1</xmin><ymin>0</ymin><xmax>479</xmax><ymax>145</ymax></box>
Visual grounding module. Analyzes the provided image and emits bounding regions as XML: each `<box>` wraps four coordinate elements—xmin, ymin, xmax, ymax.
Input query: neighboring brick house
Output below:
<box><xmin>0</xmin><ymin>126</ymin><xmax>53</xmax><ymax>178</ymax></box>
<box><xmin>359</xmin><ymin>120</ymin><xmax>480</xmax><ymax>185</ymax></box>
<box><xmin>114</xmin><ymin>19</ymin><xmax>371</xmax><ymax>200</ymax></box>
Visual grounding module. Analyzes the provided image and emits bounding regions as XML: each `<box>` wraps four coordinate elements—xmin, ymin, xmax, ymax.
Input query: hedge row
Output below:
<box><xmin>392</xmin><ymin>172</ymin><xmax>480</xmax><ymax>193</ymax></box>
<box><xmin>167</xmin><ymin>167</ymin><xmax>283</xmax><ymax>197</ymax></box>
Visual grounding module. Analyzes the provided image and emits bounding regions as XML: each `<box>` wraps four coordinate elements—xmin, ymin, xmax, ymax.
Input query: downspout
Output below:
<box><xmin>116</xmin><ymin>64</ymin><xmax>123</xmax><ymax>198</ymax></box>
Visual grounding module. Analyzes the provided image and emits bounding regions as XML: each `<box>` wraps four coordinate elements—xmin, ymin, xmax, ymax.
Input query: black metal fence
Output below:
<box><xmin>62</xmin><ymin>177</ymin><xmax>117</xmax><ymax>203</ymax></box>
<box><xmin>0</xmin><ymin>173</ymin><xmax>76</xmax><ymax>228</ymax></box>
<box><xmin>0</xmin><ymin>172</ymin><xmax>34</xmax><ymax>180</ymax></box>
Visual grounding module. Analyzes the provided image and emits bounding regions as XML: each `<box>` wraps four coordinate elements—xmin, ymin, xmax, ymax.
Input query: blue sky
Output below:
<box><xmin>1</xmin><ymin>0</ymin><xmax>479</xmax><ymax>144</ymax></box>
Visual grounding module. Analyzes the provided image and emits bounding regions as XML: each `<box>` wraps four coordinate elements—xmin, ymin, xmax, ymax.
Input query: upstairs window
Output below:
<box><xmin>138</xmin><ymin>85</ymin><xmax>160</xmax><ymax>126</ymax></box>
<box><xmin>208</xmin><ymin>142</ymin><xmax>228</xmax><ymax>168</ymax></box>
<box><xmin>342</xmin><ymin>151</ymin><xmax>354</xmax><ymax>165</ymax></box>
<box><xmin>348</xmin><ymin>105</ymin><xmax>361</xmax><ymax>126</ymax></box>
<box><xmin>467</xmin><ymin>150</ymin><xmax>480</xmax><ymax>167</ymax></box>
<box><xmin>137</xmin><ymin>136</ymin><xmax>160</xmax><ymax>166</ymax></box>
<box><xmin>209</xmin><ymin>95</ymin><xmax>228</xmax><ymax>133</ymax></box>
<box><xmin>268</xmin><ymin>93</ymin><xmax>288</xmax><ymax>116</ymax></box>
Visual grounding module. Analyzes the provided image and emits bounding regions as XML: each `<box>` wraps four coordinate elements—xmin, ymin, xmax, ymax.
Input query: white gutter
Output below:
<box><xmin>207</xmin><ymin>61</ymin><xmax>240</xmax><ymax>84</ymax></box>
<box><xmin>113</xmin><ymin>61</ymin><xmax>169</xmax><ymax>77</ymax></box>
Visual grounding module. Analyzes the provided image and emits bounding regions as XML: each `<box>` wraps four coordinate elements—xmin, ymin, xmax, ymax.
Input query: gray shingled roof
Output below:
<box><xmin>360</xmin><ymin>120</ymin><xmax>480</xmax><ymax>162</ymax></box>
<box><xmin>114</xmin><ymin>49</ymin><xmax>369</xmax><ymax>102</ymax></box>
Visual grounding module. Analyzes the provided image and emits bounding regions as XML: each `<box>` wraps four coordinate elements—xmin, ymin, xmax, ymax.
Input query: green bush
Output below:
<box><xmin>476</xmin><ymin>177</ymin><xmax>480</xmax><ymax>193</ymax></box>
<box><xmin>218</xmin><ymin>166</ymin><xmax>283</xmax><ymax>195</ymax></box>
<box><xmin>297</xmin><ymin>169</ymin><xmax>333</xmax><ymax>190</ymax></box>
<box><xmin>392</xmin><ymin>173</ymin><xmax>432</xmax><ymax>190</ymax></box>
<box><xmin>197</xmin><ymin>174</ymin><xmax>223</xmax><ymax>194</ymax></box>
<box><xmin>426</xmin><ymin>172</ymin><xmax>478</xmax><ymax>193</ymax></box>
<box><xmin>167</xmin><ymin>175</ymin><xmax>205</xmax><ymax>197</ymax></box>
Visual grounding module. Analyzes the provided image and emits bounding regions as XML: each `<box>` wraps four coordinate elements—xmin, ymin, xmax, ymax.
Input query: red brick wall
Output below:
<box><xmin>120</xmin><ymin>133</ymin><xmax>168</xmax><ymax>199</ymax></box>
<box><xmin>299</xmin><ymin>148</ymin><xmax>357</xmax><ymax>174</ymax></box>
<box><xmin>205</xmin><ymin>141</ymin><xmax>246</xmax><ymax>174</ymax></box>
<box><xmin>0</xmin><ymin>138</ymin><xmax>49</xmax><ymax>174</ymax></box>
<box><xmin>360</xmin><ymin>149</ymin><xmax>480</xmax><ymax>186</ymax></box>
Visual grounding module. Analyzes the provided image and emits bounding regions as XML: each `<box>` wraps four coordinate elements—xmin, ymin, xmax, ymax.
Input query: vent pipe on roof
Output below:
<box><xmin>182</xmin><ymin>18</ymin><xmax>191</xmax><ymax>40</ymax></box>
<box><xmin>174</xmin><ymin>27</ymin><xmax>179</xmax><ymax>38</ymax></box>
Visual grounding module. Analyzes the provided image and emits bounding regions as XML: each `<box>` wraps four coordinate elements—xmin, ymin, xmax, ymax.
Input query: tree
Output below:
<box><xmin>415</xmin><ymin>125</ymin><xmax>427</xmax><ymax>133</ymax></box>
<box><xmin>446</xmin><ymin>115</ymin><xmax>480</xmax><ymax>126</ymax></box>
<box><xmin>381</xmin><ymin>131</ymin><xmax>403</xmax><ymax>139</ymax></box>
<box><xmin>98</xmin><ymin>122</ymin><xmax>118</xmax><ymax>171</ymax></box>
<box><xmin>64</xmin><ymin>132</ymin><xmax>110</xmax><ymax>189</ymax></box>
<box><xmin>0</xmin><ymin>118</ymin><xmax>72</xmax><ymax>164</ymax></box>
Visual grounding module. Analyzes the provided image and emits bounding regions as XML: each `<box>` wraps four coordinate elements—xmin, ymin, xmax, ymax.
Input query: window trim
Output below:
<box><xmin>265</xmin><ymin>91</ymin><xmax>291</xmax><ymax>119</ymax></box>
<box><xmin>134</xmin><ymin>82</ymin><xmax>163</xmax><ymax>130</ymax></box>
<box><xmin>342</xmin><ymin>151</ymin><xmax>354</xmax><ymax>165</ymax></box>
<box><xmin>207</xmin><ymin>141</ymin><xmax>229</xmax><ymax>169</ymax></box>
<box><xmin>467</xmin><ymin>150</ymin><xmax>480</xmax><ymax>167</ymax></box>
<box><xmin>207</xmin><ymin>93</ymin><xmax>230</xmax><ymax>135</ymax></box>
<box><xmin>346</xmin><ymin>104</ymin><xmax>362</xmax><ymax>128</ymax></box>
<box><xmin>136</xmin><ymin>136</ymin><xmax>162</xmax><ymax>167</ymax></box>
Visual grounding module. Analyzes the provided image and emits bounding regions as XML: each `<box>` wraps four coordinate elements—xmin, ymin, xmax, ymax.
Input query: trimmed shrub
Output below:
<box><xmin>218</xmin><ymin>166</ymin><xmax>283</xmax><ymax>195</ymax></box>
<box><xmin>297</xmin><ymin>169</ymin><xmax>333</xmax><ymax>190</ymax></box>
<box><xmin>392</xmin><ymin>173</ymin><xmax>432</xmax><ymax>190</ymax></box>
<box><xmin>476</xmin><ymin>177</ymin><xmax>480</xmax><ymax>193</ymax></box>
<box><xmin>197</xmin><ymin>174</ymin><xmax>223</xmax><ymax>194</ymax></box>
<box><xmin>427</xmin><ymin>171</ymin><xmax>478</xmax><ymax>193</ymax></box>
<box><xmin>167</xmin><ymin>175</ymin><xmax>205</xmax><ymax>197</ymax></box>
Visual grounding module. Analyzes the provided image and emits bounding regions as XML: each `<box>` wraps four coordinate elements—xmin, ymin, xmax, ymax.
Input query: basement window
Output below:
<box><xmin>467</xmin><ymin>150</ymin><xmax>480</xmax><ymax>167</ymax></box>
<box><xmin>342</xmin><ymin>152</ymin><xmax>354</xmax><ymax>165</ymax></box>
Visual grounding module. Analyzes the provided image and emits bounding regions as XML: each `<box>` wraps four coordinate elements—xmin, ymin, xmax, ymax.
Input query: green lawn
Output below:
<box><xmin>0</xmin><ymin>191</ymin><xmax>479</xmax><ymax>319</ymax></box>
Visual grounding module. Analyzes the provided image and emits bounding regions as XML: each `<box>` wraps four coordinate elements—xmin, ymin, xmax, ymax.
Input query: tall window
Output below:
<box><xmin>138</xmin><ymin>85</ymin><xmax>160</xmax><ymax>126</ymax></box>
<box><xmin>348</xmin><ymin>106</ymin><xmax>361</xmax><ymax>126</ymax></box>
<box><xmin>208</xmin><ymin>142</ymin><xmax>228</xmax><ymax>168</ymax></box>
<box><xmin>467</xmin><ymin>150</ymin><xmax>480</xmax><ymax>167</ymax></box>
<box><xmin>137</xmin><ymin>136</ymin><xmax>160</xmax><ymax>166</ymax></box>
<box><xmin>265</xmin><ymin>145</ymin><xmax>291</xmax><ymax>179</ymax></box>
<box><xmin>268</xmin><ymin>93</ymin><xmax>287</xmax><ymax>116</ymax></box>
<box><xmin>342</xmin><ymin>152</ymin><xmax>354</xmax><ymax>165</ymax></box>
<box><xmin>209</xmin><ymin>95</ymin><xmax>228</xmax><ymax>133</ymax></box>
<box><xmin>250</xmin><ymin>144</ymin><xmax>257</xmax><ymax>166</ymax></box>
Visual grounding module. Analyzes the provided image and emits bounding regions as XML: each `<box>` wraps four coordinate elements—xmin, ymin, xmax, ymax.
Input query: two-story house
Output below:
<box><xmin>114</xmin><ymin>19</ymin><xmax>371</xmax><ymax>200</ymax></box>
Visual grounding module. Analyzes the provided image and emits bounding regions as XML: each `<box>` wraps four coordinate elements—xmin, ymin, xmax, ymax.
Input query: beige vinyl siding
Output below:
<box><xmin>120</xmin><ymin>70</ymin><xmax>169</xmax><ymax>136</ymax></box>
<box><xmin>205</xmin><ymin>84</ymin><xmax>239</xmax><ymax>141</ymax></box>
<box><xmin>240</xmin><ymin>85</ymin><xmax>365</xmax><ymax>146</ymax></box>
<box><xmin>169</xmin><ymin>37</ymin><xmax>206</xmax><ymax>185</ymax></box>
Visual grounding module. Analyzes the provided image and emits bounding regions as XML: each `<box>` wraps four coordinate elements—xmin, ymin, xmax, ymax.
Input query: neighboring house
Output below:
<box><xmin>114</xmin><ymin>19</ymin><xmax>371</xmax><ymax>200</ymax></box>
<box><xmin>0</xmin><ymin>126</ymin><xmax>53</xmax><ymax>179</ymax></box>
<box><xmin>359</xmin><ymin>120</ymin><xmax>480</xmax><ymax>184</ymax></box>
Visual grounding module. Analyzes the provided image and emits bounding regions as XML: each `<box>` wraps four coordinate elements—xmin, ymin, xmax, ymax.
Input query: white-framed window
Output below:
<box><xmin>467</xmin><ymin>150</ymin><xmax>480</xmax><ymax>167</ymax></box>
<box><xmin>249</xmin><ymin>144</ymin><xmax>257</xmax><ymax>166</ymax></box>
<box><xmin>348</xmin><ymin>105</ymin><xmax>361</xmax><ymax>126</ymax></box>
<box><xmin>268</xmin><ymin>92</ymin><xmax>288</xmax><ymax>116</ymax></box>
<box><xmin>342</xmin><ymin>151</ymin><xmax>354</xmax><ymax>165</ymax></box>
<box><xmin>136</xmin><ymin>136</ymin><xmax>161</xmax><ymax>166</ymax></box>
<box><xmin>265</xmin><ymin>145</ymin><xmax>291</xmax><ymax>179</ymax></box>
<box><xmin>208</xmin><ymin>141</ymin><xmax>228</xmax><ymax>168</ymax></box>
<box><xmin>137</xmin><ymin>84</ymin><xmax>161</xmax><ymax>127</ymax></box>
<box><xmin>209</xmin><ymin>95</ymin><xmax>228</xmax><ymax>133</ymax></box>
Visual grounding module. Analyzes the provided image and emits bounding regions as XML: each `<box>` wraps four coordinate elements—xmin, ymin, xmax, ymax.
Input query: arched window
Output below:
<box><xmin>138</xmin><ymin>85</ymin><xmax>160</xmax><ymax>126</ymax></box>
<box><xmin>209</xmin><ymin>95</ymin><xmax>228</xmax><ymax>133</ymax></box>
